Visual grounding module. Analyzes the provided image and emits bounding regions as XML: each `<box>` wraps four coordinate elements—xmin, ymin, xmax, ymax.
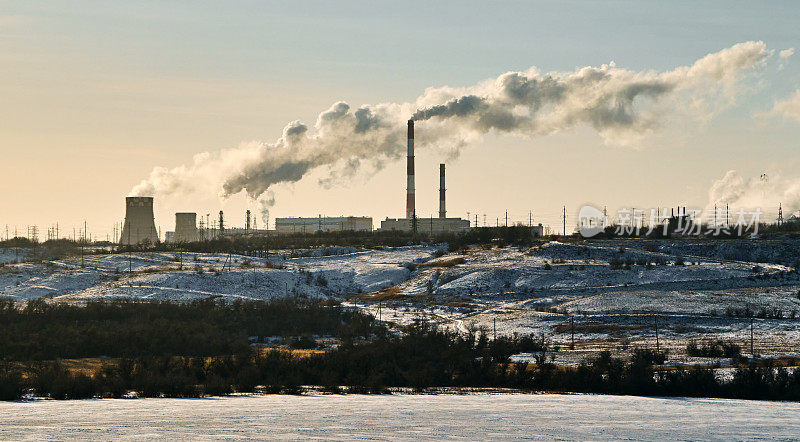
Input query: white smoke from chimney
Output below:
<box><xmin>131</xmin><ymin>42</ymin><xmax>770</xmax><ymax>210</ymax></box>
<box><xmin>706</xmin><ymin>170</ymin><xmax>800</xmax><ymax>215</ymax></box>
<box><xmin>766</xmin><ymin>90</ymin><xmax>800</xmax><ymax>124</ymax></box>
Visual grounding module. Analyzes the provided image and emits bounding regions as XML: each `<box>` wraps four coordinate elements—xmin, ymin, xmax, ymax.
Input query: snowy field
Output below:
<box><xmin>0</xmin><ymin>246</ymin><xmax>442</xmax><ymax>302</ymax></box>
<box><xmin>1</xmin><ymin>394</ymin><xmax>799</xmax><ymax>440</ymax></box>
<box><xmin>3</xmin><ymin>239</ymin><xmax>800</xmax><ymax>362</ymax></box>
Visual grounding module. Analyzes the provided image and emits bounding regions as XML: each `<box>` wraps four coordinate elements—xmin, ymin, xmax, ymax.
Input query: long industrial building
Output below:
<box><xmin>275</xmin><ymin>216</ymin><xmax>372</xmax><ymax>233</ymax></box>
<box><xmin>381</xmin><ymin>216</ymin><xmax>470</xmax><ymax>233</ymax></box>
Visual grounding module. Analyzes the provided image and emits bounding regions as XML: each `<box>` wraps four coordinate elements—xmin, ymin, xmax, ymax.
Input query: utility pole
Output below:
<box><xmin>655</xmin><ymin>316</ymin><xmax>660</xmax><ymax>353</ymax></box>
<box><xmin>529</xmin><ymin>211</ymin><xmax>532</xmax><ymax>228</ymax></box>
<box><xmin>570</xmin><ymin>316</ymin><xmax>575</xmax><ymax>350</ymax></box>
<box><xmin>128</xmin><ymin>228</ymin><xmax>132</xmax><ymax>277</ymax></box>
<box><xmin>505</xmin><ymin>211</ymin><xmax>508</xmax><ymax>227</ymax></box>
<box><xmin>81</xmin><ymin>220</ymin><xmax>85</xmax><ymax>268</ymax></box>
<box><xmin>750</xmin><ymin>317</ymin><xmax>755</xmax><ymax>356</ymax></box>
<box><xmin>493</xmin><ymin>317</ymin><xmax>496</xmax><ymax>340</ymax></box>
<box><xmin>562</xmin><ymin>206</ymin><xmax>566</xmax><ymax>236</ymax></box>
<box><xmin>378</xmin><ymin>301</ymin><xmax>382</xmax><ymax>322</ymax></box>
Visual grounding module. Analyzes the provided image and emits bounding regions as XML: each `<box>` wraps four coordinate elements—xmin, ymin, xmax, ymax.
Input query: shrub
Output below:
<box><xmin>0</xmin><ymin>369</ymin><xmax>24</xmax><ymax>401</ymax></box>
<box><xmin>686</xmin><ymin>340</ymin><xmax>741</xmax><ymax>358</ymax></box>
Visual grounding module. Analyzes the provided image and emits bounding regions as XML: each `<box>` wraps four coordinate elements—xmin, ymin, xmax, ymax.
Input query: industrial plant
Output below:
<box><xmin>379</xmin><ymin>122</ymin><xmax>470</xmax><ymax>233</ymax></box>
<box><xmin>124</xmin><ymin>119</ymin><xmax>471</xmax><ymax>244</ymax></box>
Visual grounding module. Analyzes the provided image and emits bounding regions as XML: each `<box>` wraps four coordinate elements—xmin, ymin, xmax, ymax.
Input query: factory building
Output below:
<box><xmin>119</xmin><ymin>196</ymin><xmax>159</xmax><ymax>244</ymax></box>
<box><xmin>275</xmin><ymin>216</ymin><xmax>372</xmax><ymax>233</ymax></box>
<box><xmin>381</xmin><ymin>217</ymin><xmax>470</xmax><ymax>233</ymax></box>
<box><xmin>380</xmin><ymin>120</ymin><xmax>469</xmax><ymax>233</ymax></box>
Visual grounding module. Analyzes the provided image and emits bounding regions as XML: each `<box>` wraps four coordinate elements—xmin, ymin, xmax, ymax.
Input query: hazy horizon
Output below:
<box><xmin>2</xmin><ymin>1</ymin><xmax>799</xmax><ymax>240</ymax></box>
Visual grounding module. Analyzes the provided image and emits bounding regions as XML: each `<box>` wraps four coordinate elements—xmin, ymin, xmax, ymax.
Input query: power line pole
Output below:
<box><xmin>750</xmin><ymin>317</ymin><xmax>755</xmax><ymax>356</ymax></box>
<box><xmin>128</xmin><ymin>228</ymin><xmax>132</xmax><ymax>277</ymax></box>
<box><xmin>505</xmin><ymin>211</ymin><xmax>508</xmax><ymax>227</ymax></box>
<box><xmin>570</xmin><ymin>316</ymin><xmax>575</xmax><ymax>350</ymax></box>
<box><xmin>655</xmin><ymin>315</ymin><xmax>660</xmax><ymax>353</ymax></box>
<box><xmin>562</xmin><ymin>206</ymin><xmax>566</xmax><ymax>236</ymax></box>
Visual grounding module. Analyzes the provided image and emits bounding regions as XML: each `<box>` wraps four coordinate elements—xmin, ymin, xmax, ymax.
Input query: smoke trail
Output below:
<box><xmin>767</xmin><ymin>90</ymin><xmax>800</xmax><ymax>123</ymax></box>
<box><xmin>258</xmin><ymin>191</ymin><xmax>276</xmax><ymax>226</ymax></box>
<box><xmin>707</xmin><ymin>170</ymin><xmax>800</xmax><ymax>214</ymax></box>
<box><xmin>131</xmin><ymin>42</ymin><xmax>770</xmax><ymax>209</ymax></box>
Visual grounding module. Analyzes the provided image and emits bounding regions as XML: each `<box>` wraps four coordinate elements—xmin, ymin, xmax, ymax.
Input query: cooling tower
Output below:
<box><xmin>406</xmin><ymin>119</ymin><xmax>415</xmax><ymax>219</ymax></box>
<box><xmin>119</xmin><ymin>197</ymin><xmax>159</xmax><ymax>245</ymax></box>
<box><xmin>174</xmin><ymin>212</ymin><xmax>198</xmax><ymax>242</ymax></box>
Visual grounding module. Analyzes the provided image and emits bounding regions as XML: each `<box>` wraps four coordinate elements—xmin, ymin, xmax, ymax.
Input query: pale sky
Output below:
<box><xmin>1</xmin><ymin>0</ymin><xmax>798</xmax><ymax>240</ymax></box>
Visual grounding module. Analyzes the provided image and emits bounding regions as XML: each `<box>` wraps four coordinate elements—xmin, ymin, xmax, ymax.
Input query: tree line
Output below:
<box><xmin>1</xmin><ymin>299</ymin><xmax>799</xmax><ymax>401</ymax></box>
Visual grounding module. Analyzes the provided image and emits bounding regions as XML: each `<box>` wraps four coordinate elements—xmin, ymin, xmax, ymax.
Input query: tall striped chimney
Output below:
<box><xmin>439</xmin><ymin>163</ymin><xmax>446</xmax><ymax>219</ymax></box>
<box><xmin>406</xmin><ymin>119</ymin><xmax>415</xmax><ymax>219</ymax></box>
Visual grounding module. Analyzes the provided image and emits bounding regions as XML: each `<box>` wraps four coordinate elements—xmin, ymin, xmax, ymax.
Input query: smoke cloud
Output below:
<box><xmin>707</xmin><ymin>170</ymin><xmax>800</xmax><ymax>215</ymax></box>
<box><xmin>131</xmin><ymin>42</ymin><xmax>770</xmax><ymax>211</ymax></box>
<box><xmin>767</xmin><ymin>90</ymin><xmax>800</xmax><ymax>123</ymax></box>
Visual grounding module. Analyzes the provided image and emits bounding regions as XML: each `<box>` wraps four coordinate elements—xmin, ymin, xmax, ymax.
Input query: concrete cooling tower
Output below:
<box><xmin>119</xmin><ymin>197</ymin><xmax>159</xmax><ymax>245</ymax></box>
<box><xmin>174</xmin><ymin>212</ymin><xmax>198</xmax><ymax>242</ymax></box>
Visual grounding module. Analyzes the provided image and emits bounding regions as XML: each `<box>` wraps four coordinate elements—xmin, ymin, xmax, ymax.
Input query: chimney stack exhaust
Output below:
<box><xmin>406</xmin><ymin>119</ymin><xmax>415</xmax><ymax>219</ymax></box>
<box><xmin>439</xmin><ymin>163</ymin><xmax>446</xmax><ymax>219</ymax></box>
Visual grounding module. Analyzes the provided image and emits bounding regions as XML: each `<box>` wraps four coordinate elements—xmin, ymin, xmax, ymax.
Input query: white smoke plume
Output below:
<box><xmin>707</xmin><ymin>170</ymin><xmax>800</xmax><ymax>215</ymax></box>
<box><xmin>258</xmin><ymin>191</ymin><xmax>276</xmax><ymax>226</ymax></box>
<box><xmin>131</xmin><ymin>41</ymin><xmax>770</xmax><ymax>210</ymax></box>
<box><xmin>768</xmin><ymin>90</ymin><xmax>800</xmax><ymax>123</ymax></box>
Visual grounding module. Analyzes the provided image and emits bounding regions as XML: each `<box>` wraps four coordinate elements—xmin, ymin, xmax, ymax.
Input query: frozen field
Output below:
<box><xmin>3</xmin><ymin>239</ymin><xmax>800</xmax><ymax>362</ymax></box>
<box><xmin>0</xmin><ymin>246</ymin><xmax>441</xmax><ymax>302</ymax></box>
<box><xmin>1</xmin><ymin>394</ymin><xmax>799</xmax><ymax>440</ymax></box>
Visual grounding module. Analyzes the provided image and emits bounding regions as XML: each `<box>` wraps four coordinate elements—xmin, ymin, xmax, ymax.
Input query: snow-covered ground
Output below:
<box><xmin>3</xmin><ymin>239</ymin><xmax>800</xmax><ymax>363</ymax></box>
<box><xmin>0</xmin><ymin>246</ymin><xmax>442</xmax><ymax>302</ymax></box>
<box><xmin>353</xmin><ymin>240</ymin><xmax>800</xmax><ymax>363</ymax></box>
<box><xmin>1</xmin><ymin>394</ymin><xmax>799</xmax><ymax>439</ymax></box>
<box><xmin>0</xmin><ymin>247</ymin><xmax>32</xmax><ymax>264</ymax></box>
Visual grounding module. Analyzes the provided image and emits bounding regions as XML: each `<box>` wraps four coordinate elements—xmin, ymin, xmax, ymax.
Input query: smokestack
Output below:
<box><xmin>119</xmin><ymin>197</ymin><xmax>159</xmax><ymax>245</ymax></box>
<box><xmin>219</xmin><ymin>210</ymin><xmax>225</xmax><ymax>236</ymax></box>
<box><xmin>406</xmin><ymin>119</ymin><xmax>415</xmax><ymax>219</ymax></box>
<box><xmin>246</xmin><ymin>210</ymin><xmax>251</xmax><ymax>230</ymax></box>
<box><xmin>439</xmin><ymin>163</ymin><xmax>446</xmax><ymax>219</ymax></box>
